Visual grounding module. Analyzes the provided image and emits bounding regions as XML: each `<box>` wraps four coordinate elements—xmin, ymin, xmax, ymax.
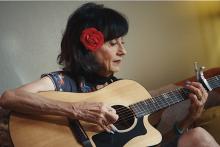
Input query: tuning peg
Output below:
<box><xmin>194</xmin><ymin>62</ymin><xmax>200</xmax><ymax>81</ymax></box>
<box><xmin>194</xmin><ymin>62</ymin><xmax>198</xmax><ymax>71</ymax></box>
<box><xmin>200</xmin><ymin>66</ymin><xmax>205</xmax><ymax>71</ymax></box>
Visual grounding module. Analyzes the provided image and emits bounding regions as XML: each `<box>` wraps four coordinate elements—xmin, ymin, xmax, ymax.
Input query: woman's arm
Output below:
<box><xmin>0</xmin><ymin>77</ymin><xmax>118</xmax><ymax>132</ymax></box>
<box><xmin>0</xmin><ymin>76</ymin><xmax>73</xmax><ymax>116</ymax></box>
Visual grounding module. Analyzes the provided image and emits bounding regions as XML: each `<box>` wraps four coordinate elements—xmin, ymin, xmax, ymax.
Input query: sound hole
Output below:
<box><xmin>112</xmin><ymin>105</ymin><xmax>135</xmax><ymax>130</ymax></box>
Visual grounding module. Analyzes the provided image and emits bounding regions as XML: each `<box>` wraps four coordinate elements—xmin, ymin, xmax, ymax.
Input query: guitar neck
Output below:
<box><xmin>129</xmin><ymin>87</ymin><xmax>189</xmax><ymax>118</ymax></box>
<box><xmin>130</xmin><ymin>74</ymin><xmax>220</xmax><ymax>118</ymax></box>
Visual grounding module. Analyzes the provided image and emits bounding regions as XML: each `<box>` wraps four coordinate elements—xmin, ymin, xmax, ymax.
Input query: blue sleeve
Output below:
<box><xmin>41</xmin><ymin>71</ymin><xmax>78</xmax><ymax>92</ymax></box>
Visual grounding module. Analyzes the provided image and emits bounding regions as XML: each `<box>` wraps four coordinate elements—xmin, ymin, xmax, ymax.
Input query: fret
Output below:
<box><xmin>180</xmin><ymin>88</ymin><xmax>190</xmax><ymax>97</ymax></box>
<box><xmin>142</xmin><ymin>100</ymin><xmax>152</xmax><ymax>114</ymax></box>
<box><xmin>163</xmin><ymin>93</ymin><xmax>172</xmax><ymax>106</ymax></box>
<box><xmin>155</xmin><ymin>96</ymin><xmax>165</xmax><ymax>109</ymax></box>
<box><xmin>148</xmin><ymin>99</ymin><xmax>156</xmax><ymax>113</ymax></box>
<box><xmin>129</xmin><ymin>104</ymin><xmax>139</xmax><ymax>118</ymax></box>
<box><xmin>135</xmin><ymin>103</ymin><xmax>145</xmax><ymax>117</ymax></box>
<box><xmin>169</xmin><ymin>92</ymin><xmax>176</xmax><ymax>105</ymax></box>
<box><xmin>172</xmin><ymin>89</ymin><xmax>184</xmax><ymax>102</ymax></box>
<box><xmin>148</xmin><ymin>98</ymin><xmax>158</xmax><ymax>112</ymax></box>
<box><xmin>151</xmin><ymin>97</ymin><xmax>161</xmax><ymax>110</ymax></box>
<box><xmin>167</xmin><ymin>91</ymin><xmax>177</xmax><ymax>105</ymax></box>
<box><xmin>146</xmin><ymin>100</ymin><xmax>155</xmax><ymax>114</ymax></box>
<box><xmin>168</xmin><ymin>92</ymin><xmax>176</xmax><ymax>105</ymax></box>
<box><xmin>148</xmin><ymin>98</ymin><xmax>157</xmax><ymax>112</ymax></box>
<box><xmin>169</xmin><ymin>91</ymin><xmax>177</xmax><ymax>104</ymax></box>
<box><xmin>161</xmin><ymin>93</ymin><xmax>171</xmax><ymax>107</ymax></box>
<box><xmin>138</xmin><ymin>101</ymin><xmax>148</xmax><ymax>116</ymax></box>
<box><xmin>165</xmin><ymin>91</ymin><xmax>177</xmax><ymax>106</ymax></box>
<box><xmin>143</xmin><ymin>100</ymin><xmax>153</xmax><ymax>114</ymax></box>
<box><xmin>176</xmin><ymin>89</ymin><xmax>185</xmax><ymax>102</ymax></box>
<box><xmin>154</xmin><ymin>96</ymin><xmax>165</xmax><ymax>110</ymax></box>
<box><xmin>130</xmin><ymin>101</ymin><xmax>150</xmax><ymax>117</ymax></box>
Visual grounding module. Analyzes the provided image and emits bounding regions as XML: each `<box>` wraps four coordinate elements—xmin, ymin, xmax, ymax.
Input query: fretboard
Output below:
<box><xmin>129</xmin><ymin>87</ymin><xmax>190</xmax><ymax>118</ymax></box>
<box><xmin>129</xmin><ymin>74</ymin><xmax>220</xmax><ymax>118</ymax></box>
<box><xmin>207</xmin><ymin>75</ymin><xmax>220</xmax><ymax>89</ymax></box>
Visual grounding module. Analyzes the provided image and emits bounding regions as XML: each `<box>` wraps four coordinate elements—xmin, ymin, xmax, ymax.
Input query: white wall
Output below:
<box><xmin>0</xmin><ymin>1</ymin><xmax>213</xmax><ymax>93</ymax></box>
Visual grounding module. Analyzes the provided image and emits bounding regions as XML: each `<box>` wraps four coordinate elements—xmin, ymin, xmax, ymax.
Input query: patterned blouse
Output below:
<box><xmin>41</xmin><ymin>71</ymin><xmax>118</xmax><ymax>93</ymax></box>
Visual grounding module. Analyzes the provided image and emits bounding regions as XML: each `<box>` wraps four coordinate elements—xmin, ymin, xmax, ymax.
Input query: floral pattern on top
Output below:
<box><xmin>41</xmin><ymin>71</ymin><xmax>78</xmax><ymax>92</ymax></box>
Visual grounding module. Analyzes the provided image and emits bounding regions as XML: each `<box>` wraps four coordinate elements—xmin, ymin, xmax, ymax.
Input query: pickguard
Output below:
<box><xmin>92</xmin><ymin>117</ymin><xmax>146</xmax><ymax>147</ymax></box>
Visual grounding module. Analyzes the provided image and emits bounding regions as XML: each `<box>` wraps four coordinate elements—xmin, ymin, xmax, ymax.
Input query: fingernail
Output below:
<box><xmin>111</xmin><ymin>125</ymin><xmax>118</xmax><ymax>132</ymax></box>
<box><xmin>185</xmin><ymin>84</ymin><xmax>190</xmax><ymax>87</ymax></box>
<box><xmin>106</xmin><ymin>129</ymin><xmax>114</xmax><ymax>134</ymax></box>
<box><xmin>185</xmin><ymin>81</ymin><xmax>191</xmax><ymax>84</ymax></box>
<box><xmin>109</xmin><ymin>131</ymin><xmax>114</xmax><ymax>134</ymax></box>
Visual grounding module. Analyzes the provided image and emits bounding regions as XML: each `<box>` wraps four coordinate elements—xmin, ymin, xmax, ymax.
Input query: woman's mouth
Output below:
<box><xmin>113</xmin><ymin>60</ymin><xmax>121</xmax><ymax>64</ymax></box>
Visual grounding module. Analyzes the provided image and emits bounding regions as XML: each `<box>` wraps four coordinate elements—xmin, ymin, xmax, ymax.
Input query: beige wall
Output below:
<box><xmin>0</xmin><ymin>1</ymin><xmax>219</xmax><ymax>93</ymax></box>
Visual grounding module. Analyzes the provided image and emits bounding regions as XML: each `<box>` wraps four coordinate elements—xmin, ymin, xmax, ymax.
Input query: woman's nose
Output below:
<box><xmin>117</xmin><ymin>44</ymin><xmax>127</xmax><ymax>56</ymax></box>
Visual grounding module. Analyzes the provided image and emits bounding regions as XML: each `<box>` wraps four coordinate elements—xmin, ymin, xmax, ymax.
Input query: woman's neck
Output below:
<box><xmin>84</xmin><ymin>73</ymin><xmax>114</xmax><ymax>86</ymax></box>
<box><xmin>98</xmin><ymin>70</ymin><xmax>114</xmax><ymax>77</ymax></box>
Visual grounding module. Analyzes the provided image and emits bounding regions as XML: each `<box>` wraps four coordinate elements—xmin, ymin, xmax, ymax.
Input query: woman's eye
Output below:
<box><xmin>110</xmin><ymin>42</ymin><xmax>117</xmax><ymax>46</ymax></box>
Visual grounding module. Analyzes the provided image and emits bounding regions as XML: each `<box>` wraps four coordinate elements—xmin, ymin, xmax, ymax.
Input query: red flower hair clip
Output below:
<box><xmin>80</xmin><ymin>27</ymin><xmax>104</xmax><ymax>52</ymax></box>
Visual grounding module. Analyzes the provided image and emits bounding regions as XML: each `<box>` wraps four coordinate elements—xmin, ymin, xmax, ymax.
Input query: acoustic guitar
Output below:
<box><xmin>9</xmin><ymin>74</ymin><xmax>220</xmax><ymax>147</ymax></box>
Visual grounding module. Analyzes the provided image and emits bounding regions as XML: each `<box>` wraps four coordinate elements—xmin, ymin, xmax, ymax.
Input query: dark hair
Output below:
<box><xmin>57</xmin><ymin>2</ymin><xmax>129</xmax><ymax>77</ymax></box>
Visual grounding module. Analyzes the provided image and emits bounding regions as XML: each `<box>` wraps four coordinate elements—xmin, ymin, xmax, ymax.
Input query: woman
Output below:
<box><xmin>0</xmin><ymin>2</ymin><xmax>218</xmax><ymax>147</ymax></box>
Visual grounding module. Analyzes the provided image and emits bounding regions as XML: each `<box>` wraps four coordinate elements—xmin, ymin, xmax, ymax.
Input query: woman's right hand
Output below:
<box><xmin>72</xmin><ymin>102</ymin><xmax>118</xmax><ymax>133</ymax></box>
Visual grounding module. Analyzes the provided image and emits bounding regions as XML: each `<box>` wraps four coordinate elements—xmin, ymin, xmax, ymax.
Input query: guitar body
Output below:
<box><xmin>9</xmin><ymin>80</ymin><xmax>162</xmax><ymax>147</ymax></box>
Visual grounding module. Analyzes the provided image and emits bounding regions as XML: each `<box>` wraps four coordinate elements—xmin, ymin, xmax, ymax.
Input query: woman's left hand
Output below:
<box><xmin>184</xmin><ymin>81</ymin><xmax>208</xmax><ymax>123</ymax></box>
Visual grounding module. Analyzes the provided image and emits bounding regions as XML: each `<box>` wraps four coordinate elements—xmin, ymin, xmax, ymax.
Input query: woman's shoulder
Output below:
<box><xmin>41</xmin><ymin>71</ymin><xmax>78</xmax><ymax>92</ymax></box>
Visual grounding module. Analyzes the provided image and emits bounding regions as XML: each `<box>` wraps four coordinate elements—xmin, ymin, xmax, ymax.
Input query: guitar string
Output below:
<box><xmin>207</xmin><ymin>77</ymin><xmax>220</xmax><ymax>83</ymax></box>
<box><xmin>114</xmin><ymin>97</ymin><xmax>174</xmax><ymax>117</ymax></box>
<box><xmin>114</xmin><ymin>92</ymin><xmax>185</xmax><ymax>124</ymax></box>
<box><xmin>113</xmin><ymin>87</ymin><xmax>185</xmax><ymax>115</ymax></box>
<box><xmin>115</xmin><ymin>96</ymin><xmax>185</xmax><ymax>124</ymax></box>
<box><xmin>114</xmin><ymin>97</ymin><xmax>214</xmax><ymax>124</ymax></box>
<box><xmin>112</xmin><ymin>75</ymin><xmax>220</xmax><ymax>116</ymax></box>
<box><xmin>114</xmin><ymin>90</ymin><xmax>203</xmax><ymax>125</ymax></box>
<box><xmin>208</xmin><ymin>78</ymin><xmax>220</xmax><ymax>88</ymax></box>
<box><xmin>77</xmin><ymin>77</ymin><xmax>218</xmax><ymax>126</ymax></box>
<box><xmin>113</xmin><ymin>87</ymin><xmax>184</xmax><ymax>112</ymax></box>
<box><xmin>113</xmin><ymin>88</ymin><xmax>187</xmax><ymax>118</ymax></box>
<box><xmin>113</xmin><ymin>79</ymin><xmax>220</xmax><ymax>125</ymax></box>
<box><xmin>114</xmin><ymin>82</ymin><xmax>216</xmax><ymax>123</ymax></box>
<box><xmin>207</xmin><ymin>75</ymin><xmax>220</xmax><ymax>81</ymax></box>
<box><xmin>209</xmin><ymin>82</ymin><xmax>220</xmax><ymax>89</ymax></box>
<box><xmin>208</xmin><ymin>79</ymin><xmax>220</xmax><ymax>84</ymax></box>
<box><xmin>114</xmin><ymin>93</ymin><xmax>182</xmax><ymax>118</ymax></box>
<box><xmin>114</xmin><ymin>78</ymin><xmax>219</xmax><ymax>116</ymax></box>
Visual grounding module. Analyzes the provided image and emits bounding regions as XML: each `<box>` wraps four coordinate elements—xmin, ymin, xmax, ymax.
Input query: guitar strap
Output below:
<box><xmin>67</xmin><ymin>76</ymin><xmax>93</xmax><ymax>147</ymax></box>
<box><xmin>68</xmin><ymin>118</ymin><xmax>93</xmax><ymax>147</ymax></box>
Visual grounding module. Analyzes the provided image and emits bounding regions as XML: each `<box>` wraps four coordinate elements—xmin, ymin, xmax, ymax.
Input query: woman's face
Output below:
<box><xmin>94</xmin><ymin>37</ymin><xmax>127</xmax><ymax>77</ymax></box>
